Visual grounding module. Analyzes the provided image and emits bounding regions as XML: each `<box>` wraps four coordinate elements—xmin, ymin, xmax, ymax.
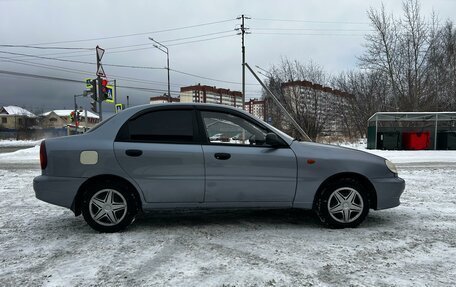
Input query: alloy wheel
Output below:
<box><xmin>327</xmin><ymin>187</ymin><xmax>364</xmax><ymax>224</ymax></box>
<box><xmin>89</xmin><ymin>189</ymin><xmax>128</xmax><ymax>226</ymax></box>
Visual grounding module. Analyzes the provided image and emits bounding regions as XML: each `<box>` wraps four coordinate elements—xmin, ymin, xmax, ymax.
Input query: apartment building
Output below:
<box><xmin>245</xmin><ymin>98</ymin><xmax>266</xmax><ymax>120</ymax></box>
<box><xmin>180</xmin><ymin>84</ymin><xmax>242</xmax><ymax>108</ymax></box>
<box><xmin>149</xmin><ymin>95</ymin><xmax>180</xmax><ymax>104</ymax></box>
<box><xmin>281</xmin><ymin>80</ymin><xmax>353</xmax><ymax>133</ymax></box>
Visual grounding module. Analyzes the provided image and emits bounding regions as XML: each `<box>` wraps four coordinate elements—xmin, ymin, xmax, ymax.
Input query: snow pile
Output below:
<box><xmin>0</xmin><ymin>145</ymin><xmax>40</xmax><ymax>164</ymax></box>
<box><xmin>0</xmin><ymin>139</ymin><xmax>42</xmax><ymax>148</ymax></box>
<box><xmin>339</xmin><ymin>141</ymin><xmax>456</xmax><ymax>163</ymax></box>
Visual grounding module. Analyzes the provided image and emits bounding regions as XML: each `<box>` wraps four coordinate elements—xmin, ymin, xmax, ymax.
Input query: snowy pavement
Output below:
<box><xmin>0</xmin><ymin>143</ymin><xmax>455</xmax><ymax>286</ymax></box>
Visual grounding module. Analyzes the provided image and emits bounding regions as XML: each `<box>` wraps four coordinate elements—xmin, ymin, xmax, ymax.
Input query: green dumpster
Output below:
<box><xmin>437</xmin><ymin>131</ymin><xmax>456</xmax><ymax>150</ymax></box>
<box><xmin>377</xmin><ymin>131</ymin><xmax>401</xmax><ymax>150</ymax></box>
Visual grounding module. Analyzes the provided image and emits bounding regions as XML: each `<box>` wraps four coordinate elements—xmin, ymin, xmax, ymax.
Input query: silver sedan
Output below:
<box><xmin>34</xmin><ymin>103</ymin><xmax>405</xmax><ymax>232</ymax></box>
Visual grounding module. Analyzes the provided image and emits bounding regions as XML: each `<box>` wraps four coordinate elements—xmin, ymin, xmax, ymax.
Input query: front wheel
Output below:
<box><xmin>82</xmin><ymin>181</ymin><xmax>137</xmax><ymax>232</ymax></box>
<box><xmin>316</xmin><ymin>178</ymin><xmax>369</xmax><ymax>228</ymax></box>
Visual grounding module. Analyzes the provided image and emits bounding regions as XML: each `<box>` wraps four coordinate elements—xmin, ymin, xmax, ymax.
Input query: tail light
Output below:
<box><xmin>40</xmin><ymin>141</ymin><xmax>47</xmax><ymax>170</ymax></box>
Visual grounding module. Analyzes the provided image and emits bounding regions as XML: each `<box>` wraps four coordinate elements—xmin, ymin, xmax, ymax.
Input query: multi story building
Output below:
<box><xmin>149</xmin><ymin>95</ymin><xmax>180</xmax><ymax>104</ymax></box>
<box><xmin>281</xmin><ymin>80</ymin><xmax>353</xmax><ymax>134</ymax></box>
<box><xmin>245</xmin><ymin>98</ymin><xmax>266</xmax><ymax>120</ymax></box>
<box><xmin>180</xmin><ymin>84</ymin><xmax>242</xmax><ymax>108</ymax></box>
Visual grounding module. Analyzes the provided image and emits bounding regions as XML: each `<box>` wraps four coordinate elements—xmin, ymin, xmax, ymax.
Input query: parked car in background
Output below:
<box><xmin>34</xmin><ymin>103</ymin><xmax>405</xmax><ymax>232</ymax></box>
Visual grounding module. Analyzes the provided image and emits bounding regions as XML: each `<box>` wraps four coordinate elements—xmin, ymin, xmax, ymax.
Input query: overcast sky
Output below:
<box><xmin>1</xmin><ymin>0</ymin><xmax>456</xmax><ymax>116</ymax></box>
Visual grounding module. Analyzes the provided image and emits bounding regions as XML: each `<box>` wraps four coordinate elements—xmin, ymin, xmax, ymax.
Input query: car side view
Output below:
<box><xmin>34</xmin><ymin>103</ymin><xmax>405</xmax><ymax>232</ymax></box>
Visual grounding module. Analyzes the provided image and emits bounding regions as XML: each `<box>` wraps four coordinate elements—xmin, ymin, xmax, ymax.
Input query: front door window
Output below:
<box><xmin>201</xmin><ymin>111</ymin><xmax>269</xmax><ymax>146</ymax></box>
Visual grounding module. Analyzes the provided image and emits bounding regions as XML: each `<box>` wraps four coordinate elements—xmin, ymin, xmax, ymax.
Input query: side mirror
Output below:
<box><xmin>265</xmin><ymin>133</ymin><xmax>282</xmax><ymax>147</ymax></box>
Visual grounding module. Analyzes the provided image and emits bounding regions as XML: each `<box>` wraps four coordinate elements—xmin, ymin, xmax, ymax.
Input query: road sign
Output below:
<box><xmin>96</xmin><ymin>46</ymin><xmax>106</xmax><ymax>77</ymax></box>
<box><xmin>96</xmin><ymin>46</ymin><xmax>105</xmax><ymax>61</ymax></box>
<box><xmin>96</xmin><ymin>65</ymin><xmax>106</xmax><ymax>77</ymax></box>
<box><xmin>85</xmin><ymin>78</ymin><xmax>93</xmax><ymax>89</ymax></box>
<box><xmin>105</xmin><ymin>85</ymin><xmax>114</xmax><ymax>103</ymax></box>
<box><xmin>115</xmin><ymin>104</ymin><xmax>124</xmax><ymax>113</ymax></box>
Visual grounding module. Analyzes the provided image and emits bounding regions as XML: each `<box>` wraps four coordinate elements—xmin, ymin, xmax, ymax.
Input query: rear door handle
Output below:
<box><xmin>125</xmin><ymin>149</ymin><xmax>143</xmax><ymax>157</ymax></box>
<box><xmin>214</xmin><ymin>153</ymin><xmax>231</xmax><ymax>160</ymax></box>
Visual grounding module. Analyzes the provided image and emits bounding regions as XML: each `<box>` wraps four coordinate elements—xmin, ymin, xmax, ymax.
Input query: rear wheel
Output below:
<box><xmin>316</xmin><ymin>178</ymin><xmax>369</xmax><ymax>228</ymax></box>
<box><xmin>82</xmin><ymin>181</ymin><xmax>137</xmax><ymax>232</ymax></box>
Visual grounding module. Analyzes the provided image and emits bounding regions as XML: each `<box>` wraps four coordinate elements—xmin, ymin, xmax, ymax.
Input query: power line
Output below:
<box><xmin>0</xmin><ymin>45</ymin><xmax>93</xmax><ymax>50</ymax></box>
<box><xmin>1</xmin><ymin>47</ymin><xmax>261</xmax><ymax>87</ymax></box>
<box><xmin>0</xmin><ymin>69</ymin><xmax>84</xmax><ymax>84</ymax></box>
<box><xmin>252</xmin><ymin>32</ymin><xmax>365</xmax><ymax>37</ymax></box>
<box><xmin>2</xmin><ymin>56</ymin><xmax>224</xmax><ymax>90</ymax></box>
<box><xmin>251</xmin><ymin>27</ymin><xmax>373</xmax><ymax>32</ymax></box>
<box><xmin>170</xmin><ymin>68</ymin><xmax>259</xmax><ymax>86</ymax></box>
<box><xmin>26</xmin><ymin>19</ymin><xmax>236</xmax><ymax>46</ymax></box>
<box><xmin>2</xmin><ymin>32</ymin><xmax>238</xmax><ymax>62</ymax></box>
<box><xmin>58</xmin><ymin>34</ymin><xmax>238</xmax><ymax>56</ymax></box>
<box><xmin>251</xmin><ymin>17</ymin><xmax>369</xmax><ymax>25</ymax></box>
<box><xmin>1</xmin><ymin>56</ymin><xmax>93</xmax><ymax>76</ymax></box>
<box><xmin>1</xmin><ymin>57</ymin><xmax>176</xmax><ymax>88</ymax></box>
<box><xmin>0</xmin><ymin>50</ymin><xmax>166</xmax><ymax>70</ymax></box>
<box><xmin>161</xmin><ymin>30</ymin><xmax>234</xmax><ymax>43</ymax></box>
<box><xmin>0</xmin><ymin>69</ymin><xmax>179</xmax><ymax>94</ymax></box>
<box><xmin>167</xmin><ymin>34</ymin><xmax>237</xmax><ymax>47</ymax></box>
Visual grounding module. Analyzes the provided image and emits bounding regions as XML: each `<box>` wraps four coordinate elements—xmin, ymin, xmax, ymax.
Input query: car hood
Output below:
<box><xmin>292</xmin><ymin>141</ymin><xmax>385</xmax><ymax>160</ymax></box>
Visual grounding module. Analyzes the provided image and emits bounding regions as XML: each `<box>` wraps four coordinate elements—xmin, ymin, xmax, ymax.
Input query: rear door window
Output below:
<box><xmin>117</xmin><ymin>109</ymin><xmax>197</xmax><ymax>143</ymax></box>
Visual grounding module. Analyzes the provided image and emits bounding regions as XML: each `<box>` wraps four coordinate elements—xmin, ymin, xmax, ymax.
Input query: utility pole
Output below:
<box><xmin>113</xmin><ymin>79</ymin><xmax>117</xmax><ymax>111</ymax></box>
<box><xmin>236</xmin><ymin>14</ymin><xmax>250</xmax><ymax>110</ymax></box>
<box><xmin>96</xmin><ymin>65</ymin><xmax>102</xmax><ymax>122</ymax></box>
<box><xmin>95</xmin><ymin>46</ymin><xmax>105</xmax><ymax>121</ymax></box>
<box><xmin>149</xmin><ymin>37</ymin><xmax>171</xmax><ymax>102</ymax></box>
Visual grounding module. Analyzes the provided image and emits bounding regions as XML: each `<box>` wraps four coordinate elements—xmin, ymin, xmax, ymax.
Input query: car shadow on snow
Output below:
<box><xmin>29</xmin><ymin>208</ymin><xmax>397</xmax><ymax>234</ymax></box>
<box><xmin>131</xmin><ymin>209</ymin><xmax>396</xmax><ymax>231</ymax></box>
<box><xmin>133</xmin><ymin>209</ymin><xmax>319</xmax><ymax>230</ymax></box>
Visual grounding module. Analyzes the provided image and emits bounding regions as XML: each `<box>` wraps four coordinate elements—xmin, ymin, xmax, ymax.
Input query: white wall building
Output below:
<box><xmin>180</xmin><ymin>84</ymin><xmax>242</xmax><ymax>108</ymax></box>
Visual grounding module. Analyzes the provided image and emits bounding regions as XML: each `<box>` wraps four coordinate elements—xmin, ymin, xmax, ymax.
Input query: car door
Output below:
<box><xmin>114</xmin><ymin>107</ymin><xmax>205</xmax><ymax>203</ymax></box>
<box><xmin>199</xmin><ymin>109</ymin><xmax>297</xmax><ymax>205</ymax></box>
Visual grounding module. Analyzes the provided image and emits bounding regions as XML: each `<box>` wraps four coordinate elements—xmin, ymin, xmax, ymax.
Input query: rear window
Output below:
<box><xmin>116</xmin><ymin>109</ymin><xmax>196</xmax><ymax>143</ymax></box>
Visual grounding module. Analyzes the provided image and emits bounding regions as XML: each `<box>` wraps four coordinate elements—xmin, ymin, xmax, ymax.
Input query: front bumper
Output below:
<box><xmin>371</xmin><ymin>176</ymin><xmax>405</xmax><ymax>210</ymax></box>
<box><xmin>33</xmin><ymin>175</ymin><xmax>85</xmax><ymax>209</ymax></box>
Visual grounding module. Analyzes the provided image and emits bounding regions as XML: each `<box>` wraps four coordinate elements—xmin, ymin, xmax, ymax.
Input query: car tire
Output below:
<box><xmin>316</xmin><ymin>178</ymin><xmax>369</xmax><ymax>228</ymax></box>
<box><xmin>81</xmin><ymin>180</ymin><xmax>138</xmax><ymax>233</ymax></box>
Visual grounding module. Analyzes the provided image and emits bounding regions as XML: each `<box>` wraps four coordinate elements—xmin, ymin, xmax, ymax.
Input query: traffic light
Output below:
<box><xmin>100</xmin><ymin>78</ymin><xmax>109</xmax><ymax>101</ymax></box>
<box><xmin>90</xmin><ymin>79</ymin><xmax>98</xmax><ymax>99</ymax></box>
<box><xmin>69</xmin><ymin>111</ymin><xmax>75</xmax><ymax>123</ymax></box>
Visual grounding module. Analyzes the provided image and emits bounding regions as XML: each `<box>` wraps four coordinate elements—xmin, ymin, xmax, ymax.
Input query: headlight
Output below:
<box><xmin>385</xmin><ymin>159</ymin><xmax>398</xmax><ymax>174</ymax></box>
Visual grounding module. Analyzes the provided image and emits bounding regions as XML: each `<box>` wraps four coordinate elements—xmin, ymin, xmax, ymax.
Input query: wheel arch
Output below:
<box><xmin>71</xmin><ymin>174</ymin><xmax>143</xmax><ymax>216</ymax></box>
<box><xmin>313</xmin><ymin>172</ymin><xmax>377</xmax><ymax>210</ymax></box>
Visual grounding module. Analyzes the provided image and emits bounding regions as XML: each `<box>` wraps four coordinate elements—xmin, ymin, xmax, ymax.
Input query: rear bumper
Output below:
<box><xmin>33</xmin><ymin>175</ymin><xmax>85</xmax><ymax>209</ymax></box>
<box><xmin>371</xmin><ymin>176</ymin><xmax>405</xmax><ymax>210</ymax></box>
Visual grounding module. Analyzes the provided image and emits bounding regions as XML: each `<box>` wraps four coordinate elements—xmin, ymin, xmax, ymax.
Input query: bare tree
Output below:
<box><xmin>428</xmin><ymin>21</ymin><xmax>456</xmax><ymax>110</ymax></box>
<box><xmin>359</xmin><ymin>0</ymin><xmax>440</xmax><ymax>111</ymax></box>
<box><xmin>333</xmin><ymin>71</ymin><xmax>389</xmax><ymax>137</ymax></box>
<box><xmin>262</xmin><ymin>58</ymin><xmax>330</xmax><ymax>140</ymax></box>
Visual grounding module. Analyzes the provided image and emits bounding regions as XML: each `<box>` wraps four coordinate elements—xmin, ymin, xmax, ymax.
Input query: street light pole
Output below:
<box><xmin>149</xmin><ymin>37</ymin><xmax>171</xmax><ymax>102</ymax></box>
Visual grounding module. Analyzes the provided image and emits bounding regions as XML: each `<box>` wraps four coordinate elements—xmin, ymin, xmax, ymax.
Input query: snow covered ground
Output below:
<box><xmin>0</xmin><ymin>142</ymin><xmax>455</xmax><ymax>286</ymax></box>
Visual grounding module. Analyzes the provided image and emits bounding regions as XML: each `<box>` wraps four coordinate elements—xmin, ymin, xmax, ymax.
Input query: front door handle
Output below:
<box><xmin>214</xmin><ymin>153</ymin><xmax>231</xmax><ymax>160</ymax></box>
<box><xmin>125</xmin><ymin>149</ymin><xmax>143</xmax><ymax>157</ymax></box>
